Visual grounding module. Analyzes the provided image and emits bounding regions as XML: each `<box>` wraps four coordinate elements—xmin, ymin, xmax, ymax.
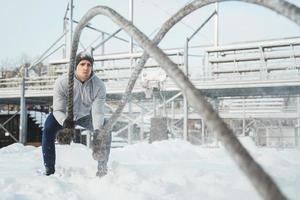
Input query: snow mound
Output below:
<box><xmin>0</xmin><ymin>137</ymin><xmax>299</xmax><ymax>200</ymax></box>
<box><xmin>0</xmin><ymin>142</ymin><xmax>35</xmax><ymax>154</ymax></box>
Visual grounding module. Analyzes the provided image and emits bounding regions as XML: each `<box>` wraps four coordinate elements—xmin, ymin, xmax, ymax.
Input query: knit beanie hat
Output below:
<box><xmin>75</xmin><ymin>51</ymin><xmax>94</xmax><ymax>67</ymax></box>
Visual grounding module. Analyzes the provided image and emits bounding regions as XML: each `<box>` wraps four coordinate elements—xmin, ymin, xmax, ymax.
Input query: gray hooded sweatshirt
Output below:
<box><xmin>53</xmin><ymin>73</ymin><xmax>106</xmax><ymax>130</ymax></box>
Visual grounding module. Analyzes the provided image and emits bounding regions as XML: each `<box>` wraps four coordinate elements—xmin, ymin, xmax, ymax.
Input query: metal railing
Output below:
<box><xmin>1</xmin><ymin>37</ymin><xmax>300</xmax><ymax>99</ymax></box>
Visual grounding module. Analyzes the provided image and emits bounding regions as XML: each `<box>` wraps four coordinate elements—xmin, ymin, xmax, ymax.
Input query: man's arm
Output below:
<box><xmin>53</xmin><ymin>77</ymin><xmax>67</xmax><ymax>126</ymax></box>
<box><xmin>92</xmin><ymin>82</ymin><xmax>106</xmax><ymax>130</ymax></box>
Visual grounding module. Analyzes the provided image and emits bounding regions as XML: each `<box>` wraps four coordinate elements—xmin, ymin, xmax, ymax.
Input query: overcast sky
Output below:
<box><xmin>0</xmin><ymin>0</ymin><xmax>299</xmax><ymax>67</ymax></box>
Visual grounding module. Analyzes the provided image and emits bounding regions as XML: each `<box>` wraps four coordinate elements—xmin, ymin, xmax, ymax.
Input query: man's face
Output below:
<box><xmin>76</xmin><ymin>60</ymin><xmax>92</xmax><ymax>82</ymax></box>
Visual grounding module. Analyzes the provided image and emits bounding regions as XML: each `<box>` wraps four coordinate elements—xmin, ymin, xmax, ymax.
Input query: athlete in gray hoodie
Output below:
<box><xmin>42</xmin><ymin>51</ymin><xmax>110</xmax><ymax>176</ymax></box>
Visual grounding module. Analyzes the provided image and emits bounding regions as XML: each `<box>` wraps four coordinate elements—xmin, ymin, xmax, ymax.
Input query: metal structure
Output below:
<box><xmin>1</xmin><ymin>38</ymin><xmax>300</xmax><ymax>147</ymax></box>
<box><xmin>0</xmin><ymin>37</ymin><xmax>299</xmax><ymax>99</ymax></box>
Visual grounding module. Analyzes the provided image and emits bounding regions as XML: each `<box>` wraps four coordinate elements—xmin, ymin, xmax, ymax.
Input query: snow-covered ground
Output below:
<box><xmin>0</xmin><ymin>137</ymin><xmax>299</xmax><ymax>200</ymax></box>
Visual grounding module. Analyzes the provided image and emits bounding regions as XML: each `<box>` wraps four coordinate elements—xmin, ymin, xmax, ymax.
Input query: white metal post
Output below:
<box><xmin>171</xmin><ymin>100</ymin><xmax>175</xmax><ymax>134</ymax></box>
<box><xmin>182</xmin><ymin>10</ymin><xmax>217</xmax><ymax>141</ymax></box>
<box><xmin>63</xmin><ymin>3</ymin><xmax>69</xmax><ymax>58</ymax></box>
<box><xmin>63</xmin><ymin>17</ymin><xmax>67</xmax><ymax>58</ymax></box>
<box><xmin>183</xmin><ymin>38</ymin><xmax>189</xmax><ymax>141</ymax></box>
<box><xmin>297</xmin><ymin>97</ymin><xmax>300</xmax><ymax>147</ymax></box>
<box><xmin>140</xmin><ymin>107</ymin><xmax>144</xmax><ymax>141</ymax></box>
<box><xmin>19</xmin><ymin>66</ymin><xmax>27</xmax><ymax>144</ymax></box>
<box><xmin>69</xmin><ymin>0</ymin><xmax>74</xmax><ymax>56</ymax></box>
<box><xmin>202</xmin><ymin>118</ymin><xmax>205</xmax><ymax>145</ymax></box>
<box><xmin>242</xmin><ymin>98</ymin><xmax>246</xmax><ymax>136</ymax></box>
<box><xmin>128</xmin><ymin>98</ymin><xmax>132</xmax><ymax>144</ymax></box>
<box><xmin>266</xmin><ymin>128</ymin><xmax>269</xmax><ymax>147</ymax></box>
<box><xmin>129</xmin><ymin>0</ymin><xmax>134</xmax><ymax>55</ymax></box>
<box><xmin>214</xmin><ymin>2</ymin><xmax>219</xmax><ymax>47</ymax></box>
<box><xmin>213</xmin><ymin>98</ymin><xmax>219</xmax><ymax>146</ymax></box>
<box><xmin>128</xmin><ymin>0</ymin><xmax>134</xmax><ymax>144</ymax></box>
<box><xmin>101</xmin><ymin>32</ymin><xmax>105</xmax><ymax>67</ymax></box>
<box><xmin>183</xmin><ymin>97</ymin><xmax>188</xmax><ymax>141</ymax></box>
<box><xmin>153</xmin><ymin>94</ymin><xmax>157</xmax><ymax>117</ymax></box>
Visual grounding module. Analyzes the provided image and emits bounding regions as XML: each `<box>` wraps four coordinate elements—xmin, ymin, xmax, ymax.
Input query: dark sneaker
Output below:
<box><xmin>44</xmin><ymin>167</ymin><xmax>55</xmax><ymax>176</ymax></box>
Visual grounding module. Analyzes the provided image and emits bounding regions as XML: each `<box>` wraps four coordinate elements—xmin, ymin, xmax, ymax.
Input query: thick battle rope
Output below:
<box><xmin>101</xmin><ymin>0</ymin><xmax>300</xmax><ymax>139</ymax></box>
<box><xmin>56</xmin><ymin>19</ymin><xmax>82</xmax><ymax>144</ymax></box>
<box><xmin>68</xmin><ymin>0</ymin><xmax>300</xmax><ymax>199</ymax></box>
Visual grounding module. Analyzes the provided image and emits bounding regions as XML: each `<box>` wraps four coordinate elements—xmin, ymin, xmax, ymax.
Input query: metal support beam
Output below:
<box><xmin>183</xmin><ymin>96</ymin><xmax>188</xmax><ymax>141</ymax></box>
<box><xmin>129</xmin><ymin>0</ymin><xmax>134</xmax><ymax>54</ymax></box>
<box><xmin>183</xmin><ymin>38</ymin><xmax>189</xmax><ymax>141</ymax></box>
<box><xmin>297</xmin><ymin>97</ymin><xmax>300</xmax><ymax>147</ymax></box>
<box><xmin>171</xmin><ymin>100</ymin><xmax>175</xmax><ymax>134</ymax></box>
<box><xmin>101</xmin><ymin>32</ymin><xmax>105</xmax><ymax>67</ymax></box>
<box><xmin>19</xmin><ymin>67</ymin><xmax>27</xmax><ymax>144</ymax></box>
<box><xmin>63</xmin><ymin>2</ymin><xmax>69</xmax><ymax>58</ymax></box>
<box><xmin>213</xmin><ymin>98</ymin><xmax>219</xmax><ymax>146</ymax></box>
<box><xmin>183</xmin><ymin>11</ymin><xmax>216</xmax><ymax>141</ymax></box>
<box><xmin>69</xmin><ymin>0</ymin><xmax>74</xmax><ymax>56</ymax></box>
<box><xmin>65</xmin><ymin>17</ymin><xmax>137</xmax><ymax>46</ymax></box>
<box><xmin>128</xmin><ymin>96</ymin><xmax>132</xmax><ymax>144</ymax></box>
<box><xmin>214</xmin><ymin>2</ymin><xmax>219</xmax><ymax>47</ymax></box>
<box><xmin>201</xmin><ymin>119</ymin><xmax>205</xmax><ymax>144</ymax></box>
<box><xmin>242</xmin><ymin>98</ymin><xmax>246</xmax><ymax>136</ymax></box>
<box><xmin>0</xmin><ymin>123</ymin><xmax>18</xmax><ymax>142</ymax></box>
<box><xmin>140</xmin><ymin>108</ymin><xmax>144</xmax><ymax>141</ymax></box>
<box><xmin>153</xmin><ymin>94</ymin><xmax>157</xmax><ymax>117</ymax></box>
<box><xmin>92</xmin><ymin>28</ymin><xmax>122</xmax><ymax>53</ymax></box>
<box><xmin>128</xmin><ymin>0</ymin><xmax>134</xmax><ymax>144</ymax></box>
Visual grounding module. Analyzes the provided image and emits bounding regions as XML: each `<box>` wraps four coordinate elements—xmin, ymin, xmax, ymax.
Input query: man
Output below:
<box><xmin>42</xmin><ymin>51</ymin><xmax>110</xmax><ymax>176</ymax></box>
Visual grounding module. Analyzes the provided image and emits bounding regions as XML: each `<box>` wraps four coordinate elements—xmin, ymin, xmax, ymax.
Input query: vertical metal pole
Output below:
<box><xmin>162</xmin><ymin>95</ymin><xmax>166</xmax><ymax>117</ymax></box>
<box><xmin>297</xmin><ymin>97</ymin><xmax>300</xmax><ymax>147</ymax></box>
<box><xmin>183</xmin><ymin>38</ymin><xmax>189</xmax><ymax>141</ymax></box>
<box><xmin>183</xmin><ymin>97</ymin><xmax>188</xmax><ymax>141</ymax></box>
<box><xmin>213</xmin><ymin>98</ymin><xmax>219</xmax><ymax>146</ymax></box>
<box><xmin>129</xmin><ymin>0</ymin><xmax>134</xmax><ymax>55</ymax></box>
<box><xmin>63</xmin><ymin>17</ymin><xmax>67</xmax><ymax>58</ymax></box>
<box><xmin>101</xmin><ymin>32</ymin><xmax>105</xmax><ymax>67</ymax></box>
<box><xmin>201</xmin><ymin>118</ymin><xmax>205</xmax><ymax>145</ymax></box>
<box><xmin>214</xmin><ymin>2</ymin><xmax>219</xmax><ymax>47</ymax></box>
<box><xmin>140</xmin><ymin>107</ymin><xmax>144</xmax><ymax>141</ymax></box>
<box><xmin>153</xmin><ymin>94</ymin><xmax>157</xmax><ymax>117</ymax></box>
<box><xmin>63</xmin><ymin>2</ymin><xmax>69</xmax><ymax>58</ymax></box>
<box><xmin>171</xmin><ymin>100</ymin><xmax>175</xmax><ymax>134</ymax></box>
<box><xmin>242</xmin><ymin>98</ymin><xmax>246</xmax><ymax>136</ymax></box>
<box><xmin>128</xmin><ymin>96</ymin><xmax>132</xmax><ymax>144</ymax></box>
<box><xmin>69</xmin><ymin>0</ymin><xmax>74</xmax><ymax>56</ymax></box>
<box><xmin>266</xmin><ymin>128</ymin><xmax>269</xmax><ymax>147</ymax></box>
<box><xmin>128</xmin><ymin>0</ymin><xmax>134</xmax><ymax>144</ymax></box>
<box><xmin>19</xmin><ymin>66</ymin><xmax>27</xmax><ymax>144</ymax></box>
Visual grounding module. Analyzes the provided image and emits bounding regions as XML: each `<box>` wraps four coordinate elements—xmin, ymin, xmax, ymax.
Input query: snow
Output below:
<box><xmin>0</xmin><ymin>137</ymin><xmax>299</xmax><ymax>200</ymax></box>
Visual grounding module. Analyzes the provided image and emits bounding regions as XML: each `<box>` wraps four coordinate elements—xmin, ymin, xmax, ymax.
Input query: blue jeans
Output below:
<box><xmin>42</xmin><ymin>113</ymin><xmax>111</xmax><ymax>170</ymax></box>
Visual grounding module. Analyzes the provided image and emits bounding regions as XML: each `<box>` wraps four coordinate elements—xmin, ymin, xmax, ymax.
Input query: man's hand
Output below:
<box><xmin>63</xmin><ymin>118</ymin><xmax>74</xmax><ymax>129</ymax></box>
<box><xmin>56</xmin><ymin>128</ymin><xmax>74</xmax><ymax>144</ymax></box>
<box><xmin>56</xmin><ymin>117</ymin><xmax>75</xmax><ymax>144</ymax></box>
